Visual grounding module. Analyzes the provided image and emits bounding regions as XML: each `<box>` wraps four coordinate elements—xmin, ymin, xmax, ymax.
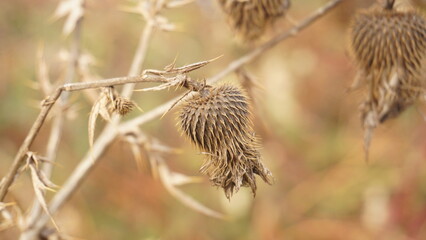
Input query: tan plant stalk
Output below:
<box><xmin>22</xmin><ymin>18</ymin><xmax>83</xmax><ymax>235</ymax></box>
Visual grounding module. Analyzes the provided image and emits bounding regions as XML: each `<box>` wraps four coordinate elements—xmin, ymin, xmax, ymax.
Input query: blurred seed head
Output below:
<box><xmin>218</xmin><ymin>0</ymin><xmax>291</xmax><ymax>42</ymax></box>
<box><xmin>350</xmin><ymin>4</ymin><xmax>426</xmax><ymax>148</ymax></box>
<box><xmin>179</xmin><ymin>84</ymin><xmax>272</xmax><ymax>199</ymax></box>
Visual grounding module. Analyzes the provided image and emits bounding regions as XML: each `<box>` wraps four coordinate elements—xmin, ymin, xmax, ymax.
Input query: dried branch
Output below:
<box><xmin>0</xmin><ymin>87</ymin><xmax>63</xmax><ymax>202</ymax></box>
<box><xmin>24</xmin><ymin>16</ymin><xmax>84</xmax><ymax>231</ymax></box>
<box><xmin>119</xmin><ymin>0</ymin><xmax>346</xmax><ymax>131</ymax></box>
<box><xmin>121</xmin><ymin>0</ymin><xmax>168</xmax><ymax>98</ymax></box>
<box><xmin>156</xmin><ymin>157</ymin><xmax>225</xmax><ymax>219</ymax></box>
<box><xmin>0</xmin><ymin>67</ymin><xmax>201</xmax><ymax>204</ymax></box>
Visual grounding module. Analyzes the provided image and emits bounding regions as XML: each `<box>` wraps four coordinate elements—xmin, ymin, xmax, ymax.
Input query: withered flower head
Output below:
<box><xmin>179</xmin><ymin>84</ymin><xmax>272</xmax><ymax>199</ymax></box>
<box><xmin>113</xmin><ymin>97</ymin><xmax>135</xmax><ymax>116</ymax></box>
<box><xmin>350</xmin><ymin>2</ymin><xmax>426</xmax><ymax>151</ymax></box>
<box><xmin>218</xmin><ymin>0</ymin><xmax>291</xmax><ymax>42</ymax></box>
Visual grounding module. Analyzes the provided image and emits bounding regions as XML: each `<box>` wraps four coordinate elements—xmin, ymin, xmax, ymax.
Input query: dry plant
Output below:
<box><xmin>180</xmin><ymin>84</ymin><xmax>273</xmax><ymax>199</ymax></box>
<box><xmin>349</xmin><ymin>0</ymin><xmax>426</xmax><ymax>158</ymax></box>
<box><xmin>218</xmin><ymin>0</ymin><xmax>291</xmax><ymax>42</ymax></box>
<box><xmin>0</xmin><ymin>0</ymin><xmax>345</xmax><ymax>239</ymax></box>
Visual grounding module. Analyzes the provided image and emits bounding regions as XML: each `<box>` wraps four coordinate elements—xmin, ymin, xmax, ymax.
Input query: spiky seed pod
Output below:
<box><xmin>179</xmin><ymin>84</ymin><xmax>273</xmax><ymax>199</ymax></box>
<box><xmin>113</xmin><ymin>97</ymin><xmax>135</xmax><ymax>116</ymax></box>
<box><xmin>350</xmin><ymin>3</ymin><xmax>426</xmax><ymax>132</ymax></box>
<box><xmin>218</xmin><ymin>0</ymin><xmax>291</xmax><ymax>42</ymax></box>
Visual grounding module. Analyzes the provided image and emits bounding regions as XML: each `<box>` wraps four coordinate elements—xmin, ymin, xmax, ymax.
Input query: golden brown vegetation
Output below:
<box><xmin>2</xmin><ymin>0</ymin><xmax>426</xmax><ymax>239</ymax></box>
<box><xmin>218</xmin><ymin>0</ymin><xmax>291</xmax><ymax>42</ymax></box>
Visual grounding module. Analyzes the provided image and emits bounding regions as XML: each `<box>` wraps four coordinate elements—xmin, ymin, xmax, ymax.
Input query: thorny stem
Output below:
<box><xmin>122</xmin><ymin>0</ymin><xmax>167</xmax><ymax>98</ymax></box>
<box><xmin>0</xmin><ymin>88</ymin><xmax>63</xmax><ymax>202</ymax></box>
<box><xmin>0</xmin><ymin>74</ymin><xmax>177</xmax><ymax>203</ymax></box>
<box><xmin>24</xmin><ymin>17</ymin><xmax>83</xmax><ymax>232</ymax></box>
<box><xmin>122</xmin><ymin>19</ymin><xmax>156</xmax><ymax>98</ymax></box>
<box><xmin>120</xmin><ymin>0</ymin><xmax>346</xmax><ymax>131</ymax></box>
<box><xmin>20</xmin><ymin>0</ymin><xmax>167</xmax><ymax>235</ymax></box>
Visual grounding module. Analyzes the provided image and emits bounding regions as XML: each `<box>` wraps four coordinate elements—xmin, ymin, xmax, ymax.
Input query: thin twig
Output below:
<box><xmin>122</xmin><ymin>19</ymin><xmax>156</xmax><ymax>98</ymax></box>
<box><xmin>23</xmin><ymin>0</ymin><xmax>167</xmax><ymax>234</ymax></box>
<box><xmin>0</xmin><ymin>88</ymin><xmax>63</xmax><ymax>202</ymax></box>
<box><xmin>24</xmin><ymin>17</ymin><xmax>84</xmax><ymax>232</ymax></box>
<box><xmin>0</xmin><ymin>74</ymin><xmax>180</xmax><ymax>204</ymax></box>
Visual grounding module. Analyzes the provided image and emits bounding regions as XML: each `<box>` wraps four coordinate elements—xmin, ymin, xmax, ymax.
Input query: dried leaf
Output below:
<box><xmin>161</xmin><ymin>90</ymin><xmax>191</xmax><ymax>119</ymax></box>
<box><xmin>167</xmin><ymin>172</ymin><xmax>203</xmax><ymax>186</ymax></box>
<box><xmin>52</xmin><ymin>0</ymin><xmax>84</xmax><ymax>35</ymax></box>
<box><xmin>119</xmin><ymin>1</ymin><xmax>150</xmax><ymax>20</ymax></box>
<box><xmin>164</xmin><ymin>55</ymin><xmax>178</xmax><ymax>72</ymax></box>
<box><xmin>157</xmin><ymin>159</ymin><xmax>225</xmax><ymax>219</ymax></box>
<box><xmin>0</xmin><ymin>202</ymin><xmax>15</xmax><ymax>212</ymax></box>
<box><xmin>98</xmin><ymin>95</ymin><xmax>113</xmax><ymax>121</ymax></box>
<box><xmin>127</xmin><ymin>137</ymin><xmax>145</xmax><ymax>171</ymax></box>
<box><xmin>29</xmin><ymin>164</ymin><xmax>60</xmax><ymax>232</ymax></box>
<box><xmin>171</xmin><ymin>55</ymin><xmax>222</xmax><ymax>74</ymax></box>
<box><xmin>155</xmin><ymin>16</ymin><xmax>176</xmax><ymax>32</ymax></box>
<box><xmin>166</xmin><ymin>0</ymin><xmax>195</xmax><ymax>8</ymax></box>
<box><xmin>0</xmin><ymin>216</ymin><xmax>14</xmax><ymax>232</ymax></box>
<box><xmin>88</xmin><ymin>98</ymin><xmax>101</xmax><ymax>148</ymax></box>
<box><xmin>144</xmin><ymin>56</ymin><xmax>222</xmax><ymax>76</ymax></box>
<box><xmin>88</xmin><ymin>92</ymin><xmax>112</xmax><ymax>147</ymax></box>
<box><xmin>0</xmin><ymin>202</ymin><xmax>17</xmax><ymax>231</ymax></box>
<box><xmin>134</xmin><ymin>75</ymin><xmax>184</xmax><ymax>92</ymax></box>
<box><xmin>149</xmin><ymin>142</ymin><xmax>181</xmax><ymax>154</ymax></box>
<box><xmin>36</xmin><ymin>169</ymin><xmax>60</xmax><ymax>190</ymax></box>
<box><xmin>36</xmin><ymin>45</ymin><xmax>52</xmax><ymax>96</ymax></box>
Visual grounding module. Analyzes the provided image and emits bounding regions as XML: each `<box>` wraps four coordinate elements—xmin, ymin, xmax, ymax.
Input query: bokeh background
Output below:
<box><xmin>2</xmin><ymin>0</ymin><xmax>426</xmax><ymax>239</ymax></box>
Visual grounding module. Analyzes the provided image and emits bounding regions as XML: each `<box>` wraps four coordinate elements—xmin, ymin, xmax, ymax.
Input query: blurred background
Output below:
<box><xmin>1</xmin><ymin>0</ymin><xmax>426</xmax><ymax>239</ymax></box>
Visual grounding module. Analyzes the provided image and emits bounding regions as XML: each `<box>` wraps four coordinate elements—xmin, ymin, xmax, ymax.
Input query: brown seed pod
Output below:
<box><xmin>179</xmin><ymin>84</ymin><xmax>273</xmax><ymax>199</ymax></box>
<box><xmin>218</xmin><ymin>0</ymin><xmax>291</xmax><ymax>42</ymax></box>
<box><xmin>350</xmin><ymin>2</ymin><xmax>426</xmax><ymax>153</ymax></box>
<box><xmin>113</xmin><ymin>97</ymin><xmax>135</xmax><ymax>116</ymax></box>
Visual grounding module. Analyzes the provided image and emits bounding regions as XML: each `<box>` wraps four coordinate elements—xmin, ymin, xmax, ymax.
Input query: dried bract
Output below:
<box><xmin>350</xmin><ymin>2</ymin><xmax>426</xmax><ymax>154</ymax></box>
<box><xmin>179</xmin><ymin>84</ymin><xmax>272</xmax><ymax>199</ymax></box>
<box><xmin>113</xmin><ymin>97</ymin><xmax>135</xmax><ymax>116</ymax></box>
<box><xmin>218</xmin><ymin>0</ymin><xmax>291</xmax><ymax>42</ymax></box>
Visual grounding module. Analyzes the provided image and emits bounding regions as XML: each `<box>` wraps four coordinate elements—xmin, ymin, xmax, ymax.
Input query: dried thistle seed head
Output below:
<box><xmin>351</xmin><ymin>8</ymin><xmax>426</xmax><ymax>74</ymax></box>
<box><xmin>179</xmin><ymin>84</ymin><xmax>272</xmax><ymax>199</ymax></box>
<box><xmin>350</xmin><ymin>7</ymin><xmax>426</xmax><ymax>122</ymax></box>
<box><xmin>113</xmin><ymin>97</ymin><xmax>135</xmax><ymax>116</ymax></box>
<box><xmin>218</xmin><ymin>0</ymin><xmax>291</xmax><ymax>42</ymax></box>
<box><xmin>350</xmin><ymin>5</ymin><xmax>426</xmax><ymax>156</ymax></box>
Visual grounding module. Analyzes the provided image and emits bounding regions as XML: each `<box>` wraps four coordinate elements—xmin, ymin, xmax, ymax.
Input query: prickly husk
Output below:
<box><xmin>350</xmin><ymin>5</ymin><xmax>426</xmax><ymax>153</ymax></box>
<box><xmin>180</xmin><ymin>85</ymin><xmax>273</xmax><ymax>199</ymax></box>
<box><xmin>218</xmin><ymin>0</ymin><xmax>290</xmax><ymax>42</ymax></box>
